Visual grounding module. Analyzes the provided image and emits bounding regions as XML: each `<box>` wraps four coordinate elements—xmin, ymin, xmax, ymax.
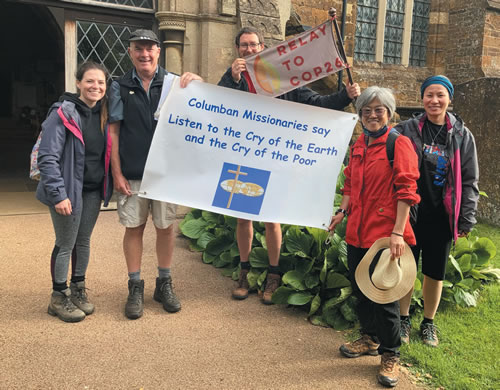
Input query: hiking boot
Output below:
<box><xmin>339</xmin><ymin>334</ymin><xmax>379</xmax><ymax>358</ymax></box>
<box><xmin>420</xmin><ymin>322</ymin><xmax>439</xmax><ymax>347</ymax></box>
<box><xmin>232</xmin><ymin>268</ymin><xmax>250</xmax><ymax>300</ymax></box>
<box><xmin>262</xmin><ymin>273</ymin><xmax>280</xmax><ymax>305</ymax></box>
<box><xmin>154</xmin><ymin>276</ymin><xmax>181</xmax><ymax>313</ymax></box>
<box><xmin>125</xmin><ymin>279</ymin><xmax>144</xmax><ymax>319</ymax></box>
<box><xmin>377</xmin><ymin>352</ymin><xmax>400</xmax><ymax>387</ymax></box>
<box><xmin>70</xmin><ymin>281</ymin><xmax>94</xmax><ymax>315</ymax></box>
<box><xmin>48</xmin><ymin>289</ymin><xmax>85</xmax><ymax>323</ymax></box>
<box><xmin>400</xmin><ymin>317</ymin><xmax>411</xmax><ymax>344</ymax></box>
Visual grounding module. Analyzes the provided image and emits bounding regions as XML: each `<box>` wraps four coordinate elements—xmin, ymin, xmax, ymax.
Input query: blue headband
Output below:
<box><xmin>420</xmin><ymin>75</ymin><xmax>454</xmax><ymax>99</ymax></box>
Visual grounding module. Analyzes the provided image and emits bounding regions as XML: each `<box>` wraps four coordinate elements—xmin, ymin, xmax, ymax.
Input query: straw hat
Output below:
<box><xmin>355</xmin><ymin>237</ymin><xmax>416</xmax><ymax>304</ymax></box>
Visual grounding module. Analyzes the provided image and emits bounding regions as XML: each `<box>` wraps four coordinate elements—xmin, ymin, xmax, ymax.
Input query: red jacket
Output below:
<box><xmin>343</xmin><ymin>130</ymin><xmax>420</xmax><ymax>248</ymax></box>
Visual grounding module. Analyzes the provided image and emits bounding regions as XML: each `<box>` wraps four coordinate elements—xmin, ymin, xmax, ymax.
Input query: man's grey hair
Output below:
<box><xmin>355</xmin><ymin>86</ymin><xmax>396</xmax><ymax>119</ymax></box>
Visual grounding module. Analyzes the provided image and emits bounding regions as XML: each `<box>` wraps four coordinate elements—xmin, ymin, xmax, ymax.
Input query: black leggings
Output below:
<box><xmin>412</xmin><ymin>216</ymin><xmax>452</xmax><ymax>281</ymax></box>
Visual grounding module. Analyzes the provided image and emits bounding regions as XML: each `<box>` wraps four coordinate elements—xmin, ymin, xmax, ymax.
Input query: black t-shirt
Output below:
<box><xmin>417</xmin><ymin>119</ymin><xmax>449</xmax><ymax>221</ymax></box>
<box><xmin>78</xmin><ymin>102</ymin><xmax>105</xmax><ymax>191</ymax></box>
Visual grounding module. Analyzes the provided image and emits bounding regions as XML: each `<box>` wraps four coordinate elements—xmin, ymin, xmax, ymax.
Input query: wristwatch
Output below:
<box><xmin>335</xmin><ymin>208</ymin><xmax>347</xmax><ymax>216</ymax></box>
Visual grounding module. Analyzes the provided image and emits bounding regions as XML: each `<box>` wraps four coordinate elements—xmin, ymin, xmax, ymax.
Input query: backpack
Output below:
<box><xmin>386</xmin><ymin>129</ymin><xmax>418</xmax><ymax>226</ymax></box>
<box><xmin>29</xmin><ymin>131</ymin><xmax>43</xmax><ymax>181</ymax></box>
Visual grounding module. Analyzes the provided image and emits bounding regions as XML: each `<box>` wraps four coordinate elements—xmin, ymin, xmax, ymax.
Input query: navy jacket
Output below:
<box><xmin>114</xmin><ymin>67</ymin><xmax>167</xmax><ymax>180</ymax></box>
<box><xmin>218</xmin><ymin>67</ymin><xmax>353</xmax><ymax>110</ymax></box>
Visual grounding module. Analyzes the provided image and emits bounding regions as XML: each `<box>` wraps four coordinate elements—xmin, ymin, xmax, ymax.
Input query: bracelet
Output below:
<box><xmin>391</xmin><ymin>231</ymin><xmax>404</xmax><ymax>237</ymax></box>
<box><xmin>335</xmin><ymin>208</ymin><xmax>347</xmax><ymax>216</ymax></box>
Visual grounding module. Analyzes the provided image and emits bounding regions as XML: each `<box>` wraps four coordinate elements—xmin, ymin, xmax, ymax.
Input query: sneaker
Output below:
<box><xmin>377</xmin><ymin>352</ymin><xmax>400</xmax><ymax>387</ymax></box>
<box><xmin>48</xmin><ymin>289</ymin><xmax>85</xmax><ymax>323</ymax></box>
<box><xmin>262</xmin><ymin>273</ymin><xmax>280</xmax><ymax>305</ymax></box>
<box><xmin>125</xmin><ymin>279</ymin><xmax>144</xmax><ymax>319</ymax></box>
<box><xmin>232</xmin><ymin>268</ymin><xmax>250</xmax><ymax>300</ymax></box>
<box><xmin>400</xmin><ymin>317</ymin><xmax>411</xmax><ymax>344</ymax></box>
<box><xmin>70</xmin><ymin>281</ymin><xmax>95</xmax><ymax>315</ymax></box>
<box><xmin>420</xmin><ymin>322</ymin><xmax>439</xmax><ymax>347</ymax></box>
<box><xmin>154</xmin><ymin>276</ymin><xmax>181</xmax><ymax>313</ymax></box>
<box><xmin>339</xmin><ymin>334</ymin><xmax>379</xmax><ymax>358</ymax></box>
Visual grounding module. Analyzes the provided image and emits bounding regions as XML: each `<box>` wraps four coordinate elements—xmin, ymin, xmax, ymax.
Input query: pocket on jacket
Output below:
<box><xmin>375</xmin><ymin>204</ymin><xmax>396</xmax><ymax>222</ymax></box>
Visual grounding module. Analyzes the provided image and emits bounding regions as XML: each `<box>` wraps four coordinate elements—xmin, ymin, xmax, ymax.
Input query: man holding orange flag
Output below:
<box><xmin>218</xmin><ymin>26</ymin><xmax>360</xmax><ymax>304</ymax></box>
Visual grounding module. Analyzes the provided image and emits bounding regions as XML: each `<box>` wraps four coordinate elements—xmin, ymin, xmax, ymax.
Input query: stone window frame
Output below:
<box><xmin>63</xmin><ymin>10</ymin><xmax>153</xmax><ymax>91</ymax></box>
<box><xmin>355</xmin><ymin>0</ymin><xmax>429</xmax><ymax>67</ymax></box>
<box><xmin>60</xmin><ymin>0</ymin><xmax>156</xmax><ymax>13</ymax></box>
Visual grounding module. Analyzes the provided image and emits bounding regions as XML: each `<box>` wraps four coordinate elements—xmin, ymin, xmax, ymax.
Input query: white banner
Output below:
<box><xmin>245</xmin><ymin>20</ymin><xmax>346</xmax><ymax>97</ymax></box>
<box><xmin>140</xmin><ymin>77</ymin><xmax>357</xmax><ymax>229</ymax></box>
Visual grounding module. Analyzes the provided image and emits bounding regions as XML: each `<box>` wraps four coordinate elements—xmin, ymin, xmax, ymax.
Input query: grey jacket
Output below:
<box><xmin>36</xmin><ymin>100</ymin><xmax>113</xmax><ymax>213</ymax></box>
<box><xmin>394</xmin><ymin>112</ymin><xmax>479</xmax><ymax>240</ymax></box>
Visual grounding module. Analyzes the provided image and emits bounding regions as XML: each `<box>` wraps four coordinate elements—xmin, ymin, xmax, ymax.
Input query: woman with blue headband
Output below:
<box><xmin>395</xmin><ymin>75</ymin><xmax>479</xmax><ymax>347</ymax></box>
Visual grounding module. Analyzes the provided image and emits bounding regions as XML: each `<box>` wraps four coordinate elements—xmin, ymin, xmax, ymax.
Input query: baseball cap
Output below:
<box><xmin>128</xmin><ymin>29</ymin><xmax>160</xmax><ymax>44</ymax></box>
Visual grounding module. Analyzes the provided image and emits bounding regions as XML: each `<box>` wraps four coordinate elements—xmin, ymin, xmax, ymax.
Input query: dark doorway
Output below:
<box><xmin>0</xmin><ymin>2</ymin><xmax>64</xmax><ymax>193</ymax></box>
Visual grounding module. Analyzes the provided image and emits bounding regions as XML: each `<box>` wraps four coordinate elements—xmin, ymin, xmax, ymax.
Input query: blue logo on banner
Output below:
<box><xmin>212</xmin><ymin>162</ymin><xmax>271</xmax><ymax>215</ymax></box>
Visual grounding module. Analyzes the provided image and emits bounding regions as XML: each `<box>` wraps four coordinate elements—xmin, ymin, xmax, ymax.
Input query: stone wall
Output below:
<box><xmin>446</xmin><ymin>0</ymin><xmax>487</xmax><ymax>82</ymax></box>
<box><xmin>239</xmin><ymin>0</ymin><xmax>284</xmax><ymax>46</ymax></box>
<box><xmin>156</xmin><ymin>0</ymin><xmax>289</xmax><ymax>84</ymax></box>
<box><xmin>453</xmin><ymin>77</ymin><xmax>500</xmax><ymax>225</ymax></box>
<box><xmin>483</xmin><ymin>1</ymin><xmax>500</xmax><ymax>77</ymax></box>
<box><xmin>290</xmin><ymin>1</ymin><xmax>429</xmax><ymax>109</ymax></box>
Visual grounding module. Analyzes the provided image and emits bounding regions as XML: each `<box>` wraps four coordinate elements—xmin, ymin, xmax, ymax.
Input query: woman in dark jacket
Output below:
<box><xmin>36</xmin><ymin>61</ymin><xmax>112</xmax><ymax>323</ymax></box>
<box><xmin>396</xmin><ymin>75</ymin><xmax>479</xmax><ymax>347</ymax></box>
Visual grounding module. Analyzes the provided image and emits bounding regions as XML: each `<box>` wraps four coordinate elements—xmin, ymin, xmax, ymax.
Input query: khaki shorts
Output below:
<box><xmin>117</xmin><ymin>180</ymin><xmax>178</xmax><ymax>229</ymax></box>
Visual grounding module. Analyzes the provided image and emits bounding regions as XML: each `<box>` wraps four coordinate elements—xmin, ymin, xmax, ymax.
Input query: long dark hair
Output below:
<box><xmin>75</xmin><ymin>61</ymin><xmax>109</xmax><ymax>133</ymax></box>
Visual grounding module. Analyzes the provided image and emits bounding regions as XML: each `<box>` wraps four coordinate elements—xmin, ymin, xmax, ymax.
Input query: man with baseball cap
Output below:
<box><xmin>109</xmin><ymin>29</ymin><xmax>201</xmax><ymax>320</ymax></box>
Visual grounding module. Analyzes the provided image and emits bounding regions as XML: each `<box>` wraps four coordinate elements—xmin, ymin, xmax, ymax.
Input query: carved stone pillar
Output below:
<box><xmin>156</xmin><ymin>12</ymin><xmax>186</xmax><ymax>75</ymax></box>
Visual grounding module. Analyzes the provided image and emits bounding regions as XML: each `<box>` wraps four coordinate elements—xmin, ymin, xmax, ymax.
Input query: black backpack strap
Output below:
<box><xmin>386</xmin><ymin>128</ymin><xmax>401</xmax><ymax>167</ymax></box>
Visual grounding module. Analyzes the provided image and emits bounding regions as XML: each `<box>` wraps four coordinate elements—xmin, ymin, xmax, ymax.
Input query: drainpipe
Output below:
<box><xmin>338</xmin><ymin>0</ymin><xmax>348</xmax><ymax>91</ymax></box>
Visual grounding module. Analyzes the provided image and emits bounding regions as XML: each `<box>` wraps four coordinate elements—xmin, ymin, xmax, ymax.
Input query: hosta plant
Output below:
<box><xmin>179</xmin><ymin>168</ymin><xmax>499</xmax><ymax>329</ymax></box>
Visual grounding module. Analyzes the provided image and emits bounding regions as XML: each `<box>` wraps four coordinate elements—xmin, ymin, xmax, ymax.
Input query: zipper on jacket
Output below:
<box><xmin>356</xmin><ymin>145</ymin><xmax>367</xmax><ymax>247</ymax></box>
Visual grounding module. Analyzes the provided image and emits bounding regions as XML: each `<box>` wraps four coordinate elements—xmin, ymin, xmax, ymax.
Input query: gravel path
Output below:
<box><xmin>0</xmin><ymin>211</ymin><xmax>418</xmax><ymax>390</ymax></box>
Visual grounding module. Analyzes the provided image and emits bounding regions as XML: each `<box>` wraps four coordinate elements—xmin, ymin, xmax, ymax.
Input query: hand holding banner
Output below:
<box><xmin>245</xmin><ymin>20</ymin><xmax>346</xmax><ymax>97</ymax></box>
<box><xmin>140</xmin><ymin>78</ymin><xmax>357</xmax><ymax>229</ymax></box>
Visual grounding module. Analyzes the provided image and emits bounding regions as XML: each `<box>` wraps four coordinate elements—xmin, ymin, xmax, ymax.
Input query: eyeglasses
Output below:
<box><xmin>360</xmin><ymin>107</ymin><xmax>387</xmax><ymax>117</ymax></box>
<box><xmin>238</xmin><ymin>42</ymin><xmax>261</xmax><ymax>49</ymax></box>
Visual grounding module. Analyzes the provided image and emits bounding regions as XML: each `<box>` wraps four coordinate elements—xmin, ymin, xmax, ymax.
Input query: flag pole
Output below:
<box><xmin>328</xmin><ymin>7</ymin><xmax>354</xmax><ymax>85</ymax></box>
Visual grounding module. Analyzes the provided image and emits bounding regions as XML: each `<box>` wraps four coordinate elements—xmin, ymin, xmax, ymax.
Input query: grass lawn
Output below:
<box><xmin>400</xmin><ymin>222</ymin><xmax>500</xmax><ymax>389</ymax></box>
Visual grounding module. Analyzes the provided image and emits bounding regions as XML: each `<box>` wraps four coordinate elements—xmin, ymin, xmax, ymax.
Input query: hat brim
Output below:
<box><xmin>129</xmin><ymin>37</ymin><xmax>160</xmax><ymax>44</ymax></box>
<box><xmin>355</xmin><ymin>237</ymin><xmax>416</xmax><ymax>304</ymax></box>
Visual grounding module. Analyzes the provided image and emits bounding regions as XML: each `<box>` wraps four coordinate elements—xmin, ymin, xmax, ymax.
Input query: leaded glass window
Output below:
<box><xmin>410</xmin><ymin>0</ymin><xmax>430</xmax><ymax>66</ymax></box>
<box><xmin>81</xmin><ymin>0</ymin><xmax>153</xmax><ymax>9</ymax></box>
<box><xmin>77</xmin><ymin>21</ymin><xmax>134</xmax><ymax>78</ymax></box>
<box><xmin>354</xmin><ymin>0</ymin><xmax>378</xmax><ymax>62</ymax></box>
<box><xmin>383</xmin><ymin>0</ymin><xmax>405</xmax><ymax>64</ymax></box>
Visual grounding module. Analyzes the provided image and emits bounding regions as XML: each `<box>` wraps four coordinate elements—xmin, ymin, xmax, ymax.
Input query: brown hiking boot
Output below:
<box><xmin>339</xmin><ymin>334</ymin><xmax>379</xmax><ymax>358</ymax></box>
<box><xmin>48</xmin><ymin>289</ymin><xmax>86</xmax><ymax>323</ymax></box>
<box><xmin>377</xmin><ymin>352</ymin><xmax>400</xmax><ymax>387</ymax></box>
<box><xmin>70</xmin><ymin>281</ymin><xmax>95</xmax><ymax>315</ymax></box>
<box><xmin>232</xmin><ymin>268</ymin><xmax>250</xmax><ymax>300</ymax></box>
<box><xmin>262</xmin><ymin>273</ymin><xmax>280</xmax><ymax>305</ymax></box>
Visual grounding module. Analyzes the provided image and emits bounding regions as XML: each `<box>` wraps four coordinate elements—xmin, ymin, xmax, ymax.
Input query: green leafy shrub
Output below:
<box><xmin>410</xmin><ymin>231</ymin><xmax>500</xmax><ymax>309</ymax></box>
<box><xmin>180</xmin><ymin>168</ymin><xmax>499</xmax><ymax>329</ymax></box>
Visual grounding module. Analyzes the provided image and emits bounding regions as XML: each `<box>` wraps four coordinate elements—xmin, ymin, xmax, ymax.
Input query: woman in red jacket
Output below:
<box><xmin>329</xmin><ymin>86</ymin><xmax>420</xmax><ymax>388</ymax></box>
